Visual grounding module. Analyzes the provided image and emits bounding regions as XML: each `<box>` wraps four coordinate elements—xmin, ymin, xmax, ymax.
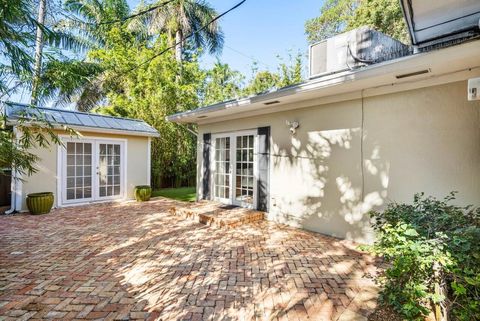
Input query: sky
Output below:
<box><xmin>128</xmin><ymin>0</ymin><xmax>322</xmax><ymax>76</ymax></box>
<box><xmin>8</xmin><ymin>0</ymin><xmax>323</xmax><ymax>104</ymax></box>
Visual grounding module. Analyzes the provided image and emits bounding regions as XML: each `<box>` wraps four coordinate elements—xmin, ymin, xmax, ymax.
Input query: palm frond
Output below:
<box><xmin>64</xmin><ymin>0</ymin><xmax>102</xmax><ymax>22</ymax></box>
<box><xmin>188</xmin><ymin>0</ymin><xmax>223</xmax><ymax>54</ymax></box>
<box><xmin>132</xmin><ymin>0</ymin><xmax>224</xmax><ymax>57</ymax></box>
<box><xmin>2</xmin><ymin>42</ymin><xmax>34</xmax><ymax>75</ymax></box>
<box><xmin>41</xmin><ymin>24</ymin><xmax>92</xmax><ymax>53</ymax></box>
<box><xmin>75</xmin><ymin>76</ymin><xmax>106</xmax><ymax>111</ymax></box>
<box><xmin>39</xmin><ymin>58</ymin><xmax>103</xmax><ymax>101</ymax></box>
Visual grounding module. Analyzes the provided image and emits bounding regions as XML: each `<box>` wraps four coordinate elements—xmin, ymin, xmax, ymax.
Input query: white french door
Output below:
<box><xmin>61</xmin><ymin>139</ymin><xmax>125</xmax><ymax>205</ymax></box>
<box><xmin>212</xmin><ymin>131</ymin><xmax>257</xmax><ymax>209</ymax></box>
<box><xmin>233</xmin><ymin>134</ymin><xmax>256</xmax><ymax>207</ymax></box>
<box><xmin>96</xmin><ymin>141</ymin><xmax>123</xmax><ymax>200</ymax></box>
<box><xmin>63</xmin><ymin>140</ymin><xmax>94</xmax><ymax>203</ymax></box>
<box><xmin>213</xmin><ymin>136</ymin><xmax>231</xmax><ymax>204</ymax></box>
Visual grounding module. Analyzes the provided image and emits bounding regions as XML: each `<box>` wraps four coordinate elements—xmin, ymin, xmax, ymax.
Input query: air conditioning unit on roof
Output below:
<box><xmin>308</xmin><ymin>27</ymin><xmax>411</xmax><ymax>79</ymax></box>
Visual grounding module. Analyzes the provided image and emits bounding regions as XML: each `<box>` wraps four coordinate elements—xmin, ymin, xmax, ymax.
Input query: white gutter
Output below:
<box><xmin>5</xmin><ymin>174</ymin><xmax>16</xmax><ymax>214</ymax></box>
<box><xmin>173</xmin><ymin>122</ymin><xmax>198</xmax><ymax>137</ymax></box>
<box><xmin>167</xmin><ymin>39</ymin><xmax>480</xmax><ymax>124</ymax></box>
<box><xmin>5</xmin><ymin>184</ymin><xmax>17</xmax><ymax>215</ymax></box>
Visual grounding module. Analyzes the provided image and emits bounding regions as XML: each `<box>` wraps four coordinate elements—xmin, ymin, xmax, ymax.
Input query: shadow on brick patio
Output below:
<box><xmin>0</xmin><ymin>198</ymin><xmax>379</xmax><ymax>321</ymax></box>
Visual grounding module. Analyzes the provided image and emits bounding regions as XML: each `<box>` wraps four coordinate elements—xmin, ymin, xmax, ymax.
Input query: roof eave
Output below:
<box><xmin>8</xmin><ymin>120</ymin><xmax>160</xmax><ymax>138</ymax></box>
<box><xmin>167</xmin><ymin>40</ymin><xmax>480</xmax><ymax>124</ymax></box>
<box><xmin>166</xmin><ymin>75</ymin><xmax>348</xmax><ymax>123</ymax></box>
<box><xmin>399</xmin><ymin>0</ymin><xmax>480</xmax><ymax>46</ymax></box>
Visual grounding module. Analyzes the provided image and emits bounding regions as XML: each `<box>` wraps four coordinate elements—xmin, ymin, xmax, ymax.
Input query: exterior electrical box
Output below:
<box><xmin>468</xmin><ymin>77</ymin><xmax>480</xmax><ymax>101</ymax></box>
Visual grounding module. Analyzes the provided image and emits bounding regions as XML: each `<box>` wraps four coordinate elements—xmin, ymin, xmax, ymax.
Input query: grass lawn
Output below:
<box><xmin>152</xmin><ymin>187</ymin><xmax>196</xmax><ymax>202</ymax></box>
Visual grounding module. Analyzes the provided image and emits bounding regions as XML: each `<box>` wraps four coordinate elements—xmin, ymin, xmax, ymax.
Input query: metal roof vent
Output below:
<box><xmin>308</xmin><ymin>27</ymin><xmax>411</xmax><ymax>79</ymax></box>
<box><xmin>264</xmin><ymin>100</ymin><xmax>280</xmax><ymax>105</ymax></box>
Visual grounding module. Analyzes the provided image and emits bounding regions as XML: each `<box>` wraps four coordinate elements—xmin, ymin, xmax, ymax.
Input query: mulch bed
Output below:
<box><xmin>368</xmin><ymin>304</ymin><xmax>404</xmax><ymax>321</ymax></box>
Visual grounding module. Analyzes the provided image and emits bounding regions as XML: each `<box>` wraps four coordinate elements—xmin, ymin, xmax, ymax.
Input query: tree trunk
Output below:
<box><xmin>175</xmin><ymin>29</ymin><xmax>183</xmax><ymax>62</ymax></box>
<box><xmin>31</xmin><ymin>0</ymin><xmax>47</xmax><ymax>106</ymax></box>
<box><xmin>433</xmin><ymin>262</ymin><xmax>449</xmax><ymax>321</ymax></box>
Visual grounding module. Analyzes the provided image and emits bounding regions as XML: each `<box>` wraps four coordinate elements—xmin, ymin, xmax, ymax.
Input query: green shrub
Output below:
<box><xmin>364</xmin><ymin>192</ymin><xmax>480</xmax><ymax>320</ymax></box>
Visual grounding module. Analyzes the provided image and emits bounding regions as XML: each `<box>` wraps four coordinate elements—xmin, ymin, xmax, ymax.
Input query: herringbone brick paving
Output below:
<box><xmin>0</xmin><ymin>198</ymin><xmax>379</xmax><ymax>321</ymax></box>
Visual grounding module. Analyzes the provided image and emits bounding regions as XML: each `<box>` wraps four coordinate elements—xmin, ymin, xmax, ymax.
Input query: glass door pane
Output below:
<box><xmin>65</xmin><ymin>142</ymin><xmax>92</xmax><ymax>201</ymax></box>
<box><xmin>234</xmin><ymin>135</ymin><xmax>254</xmax><ymax>205</ymax></box>
<box><xmin>98</xmin><ymin>143</ymin><xmax>121</xmax><ymax>198</ymax></box>
<box><xmin>213</xmin><ymin>137</ymin><xmax>230</xmax><ymax>200</ymax></box>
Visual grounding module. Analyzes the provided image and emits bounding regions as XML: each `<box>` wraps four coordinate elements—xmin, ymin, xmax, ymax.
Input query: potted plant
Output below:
<box><xmin>134</xmin><ymin>185</ymin><xmax>151</xmax><ymax>202</ymax></box>
<box><xmin>26</xmin><ymin>192</ymin><xmax>54</xmax><ymax>214</ymax></box>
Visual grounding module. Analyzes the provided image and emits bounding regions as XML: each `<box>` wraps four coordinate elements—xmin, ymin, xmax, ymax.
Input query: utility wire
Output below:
<box><xmin>98</xmin><ymin>0</ymin><xmax>175</xmax><ymax>25</ymax></box>
<box><xmin>224</xmin><ymin>44</ymin><xmax>272</xmax><ymax>69</ymax></box>
<box><xmin>128</xmin><ymin>0</ymin><xmax>247</xmax><ymax>72</ymax></box>
<box><xmin>57</xmin><ymin>0</ymin><xmax>175</xmax><ymax>27</ymax></box>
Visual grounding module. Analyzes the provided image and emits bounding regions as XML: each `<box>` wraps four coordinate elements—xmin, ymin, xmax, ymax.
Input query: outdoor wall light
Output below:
<box><xmin>286</xmin><ymin>120</ymin><xmax>300</xmax><ymax>135</ymax></box>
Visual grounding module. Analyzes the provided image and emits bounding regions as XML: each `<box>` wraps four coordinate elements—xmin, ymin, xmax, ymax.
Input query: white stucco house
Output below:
<box><xmin>3</xmin><ymin>103</ymin><xmax>159</xmax><ymax>213</ymax></box>
<box><xmin>167</xmin><ymin>1</ymin><xmax>480</xmax><ymax>243</ymax></box>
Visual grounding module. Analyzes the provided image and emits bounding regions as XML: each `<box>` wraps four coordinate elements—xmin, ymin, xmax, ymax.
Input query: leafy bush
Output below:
<box><xmin>365</xmin><ymin>192</ymin><xmax>480</xmax><ymax>320</ymax></box>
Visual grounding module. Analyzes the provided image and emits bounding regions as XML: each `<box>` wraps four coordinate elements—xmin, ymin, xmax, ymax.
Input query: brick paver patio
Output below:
<box><xmin>0</xmin><ymin>198</ymin><xmax>379</xmax><ymax>321</ymax></box>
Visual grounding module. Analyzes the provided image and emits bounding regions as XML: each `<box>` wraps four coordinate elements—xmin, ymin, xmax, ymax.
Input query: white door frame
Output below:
<box><xmin>210</xmin><ymin>130</ymin><xmax>258</xmax><ymax>209</ymax></box>
<box><xmin>57</xmin><ymin>136</ymin><xmax>127</xmax><ymax>207</ymax></box>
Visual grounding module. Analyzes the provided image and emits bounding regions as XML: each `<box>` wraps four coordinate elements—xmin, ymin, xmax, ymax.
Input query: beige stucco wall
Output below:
<box><xmin>197</xmin><ymin>80</ymin><xmax>480</xmax><ymax>243</ymax></box>
<box><xmin>19</xmin><ymin>130</ymin><xmax>150</xmax><ymax>211</ymax></box>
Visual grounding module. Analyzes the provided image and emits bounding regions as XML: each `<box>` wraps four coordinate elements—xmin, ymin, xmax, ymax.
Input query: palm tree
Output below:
<box><xmin>37</xmin><ymin>0</ymin><xmax>131</xmax><ymax>111</ymax></box>
<box><xmin>0</xmin><ymin>0</ymin><xmax>85</xmax><ymax>101</ymax></box>
<box><xmin>135</xmin><ymin>0</ymin><xmax>224</xmax><ymax>62</ymax></box>
<box><xmin>203</xmin><ymin>61</ymin><xmax>243</xmax><ymax>105</ymax></box>
<box><xmin>31</xmin><ymin>0</ymin><xmax>47</xmax><ymax>105</ymax></box>
<box><xmin>62</xmin><ymin>0</ymin><xmax>131</xmax><ymax>47</ymax></box>
<box><xmin>0</xmin><ymin>0</ymin><xmax>37</xmax><ymax>96</ymax></box>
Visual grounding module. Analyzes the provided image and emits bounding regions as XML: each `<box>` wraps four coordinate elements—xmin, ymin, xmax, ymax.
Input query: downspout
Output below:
<box><xmin>5</xmin><ymin>175</ymin><xmax>16</xmax><ymax>214</ymax></box>
<box><xmin>173</xmin><ymin>122</ymin><xmax>198</xmax><ymax>137</ymax></box>
<box><xmin>5</xmin><ymin>126</ymin><xmax>18</xmax><ymax>214</ymax></box>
